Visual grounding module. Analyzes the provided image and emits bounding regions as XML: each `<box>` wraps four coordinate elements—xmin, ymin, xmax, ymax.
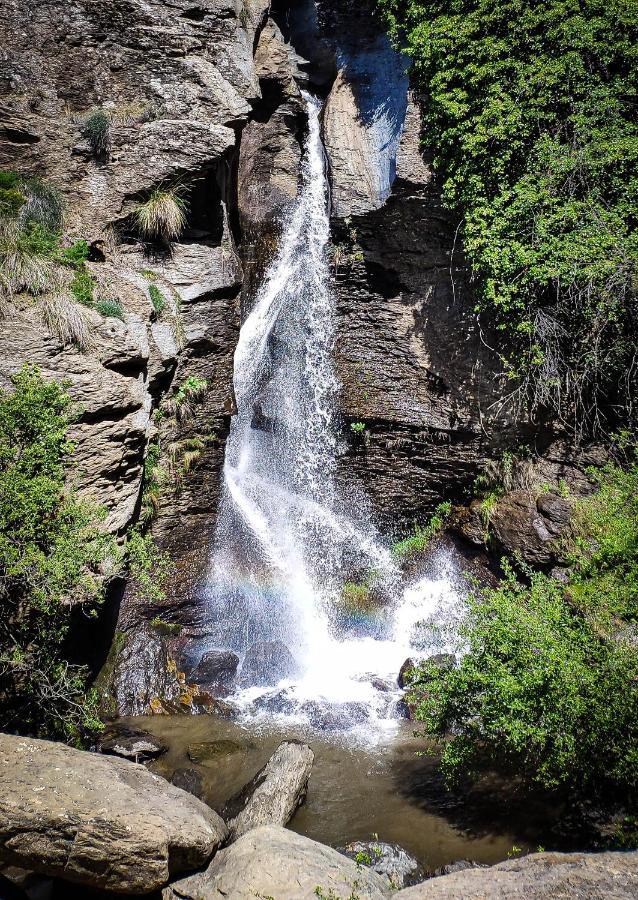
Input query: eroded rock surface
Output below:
<box><xmin>163</xmin><ymin>825</ymin><xmax>390</xmax><ymax>899</ymax></box>
<box><xmin>0</xmin><ymin>733</ymin><xmax>227</xmax><ymax>894</ymax></box>
<box><xmin>223</xmin><ymin>741</ymin><xmax>314</xmax><ymax>841</ymax></box>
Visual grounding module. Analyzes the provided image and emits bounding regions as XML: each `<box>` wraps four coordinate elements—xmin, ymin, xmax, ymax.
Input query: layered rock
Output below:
<box><xmin>0</xmin><ymin>733</ymin><xmax>227</xmax><ymax>894</ymax></box>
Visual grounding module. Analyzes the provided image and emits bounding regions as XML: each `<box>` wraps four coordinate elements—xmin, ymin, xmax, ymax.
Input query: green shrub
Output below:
<box><xmin>392</xmin><ymin>501</ymin><xmax>452</xmax><ymax>558</ymax></box>
<box><xmin>95</xmin><ymin>298</ymin><xmax>124</xmax><ymax>320</ymax></box>
<box><xmin>60</xmin><ymin>240</ymin><xmax>90</xmax><ymax>266</ymax></box>
<box><xmin>376</xmin><ymin>0</ymin><xmax>638</xmax><ymax>435</ymax></box>
<box><xmin>70</xmin><ymin>267</ymin><xmax>95</xmax><ymax>306</ymax></box>
<box><xmin>148</xmin><ymin>283</ymin><xmax>166</xmax><ymax>315</ymax></box>
<box><xmin>0</xmin><ymin>366</ymin><xmax>117</xmax><ymax>741</ymax></box>
<box><xmin>82</xmin><ymin>109</ymin><xmax>111</xmax><ymax>157</ymax></box>
<box><xmin>409</xmin><ymin>460</ymin><xmax>638</xmax><ymax>794</ymax></box>
<box><xmin>133</xmin><ymin>188</ymin><xmax>187</xmax><ymax>242</ymax></box>
<box><xmin>127</xmin><ymin>529</ymin><xmax>171</xmax><ymax>605</ymax></box>
<box><xmin>350</xmin><ymin>421</ymin><xmax>366</xmax><ymax>434</ymax></box>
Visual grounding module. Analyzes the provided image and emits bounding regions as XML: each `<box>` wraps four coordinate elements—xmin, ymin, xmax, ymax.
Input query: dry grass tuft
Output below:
<box><xmin>133</xmin><ymin>188</ymin><xmax>187</xmax><ymax>242</ymax></box>
<box><xmin>40</xmin><ymin>294</ymin><xmax>94</xmax><ymax>351</ymax></box>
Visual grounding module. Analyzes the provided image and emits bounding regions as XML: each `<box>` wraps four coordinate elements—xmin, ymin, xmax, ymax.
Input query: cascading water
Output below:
<box><xmin>203</xmin><ymin>94</ymin><xmax>463</xmax><ymax>737</ymax></box>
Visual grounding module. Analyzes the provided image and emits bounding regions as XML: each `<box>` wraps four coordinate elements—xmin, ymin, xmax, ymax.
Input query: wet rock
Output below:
<box><xmin>240</xmin><ymin>641</ymin><xmax>299</xmax><ymax>686</ymax></box>
<box><xmin>223</xmin><ymin>741</ymin><xmax>314</xmax><ymax>842</ymax></box>
<box><xmin>396</xmin><ymin>850</ymin><xmax>638</xmax><ymax>898</ymax></box>
<box><xmin>371</xmin><ymin>676</ymin><xmax>394</xmax><ymax>692</ymax></box>
<box><xmin>452</xmin><ymin>500</ymin><xmax>487</xmax><ymax>547</ymax></box>
<box><xmin>339</xmin><ymin>840</ymin><xmax>425</xmax><ymax>889</ymax></box>
<box><xmin>171</xmin><ymin>768</ymin><xmax>204</xmax><ymax>801</ymax></box>
<box><xmin>190</xmin><ymin>650</ymin><xmax>240</xmax><ymax>690</ymax></box>
<box><xmin>187</xmin><ymin>740</ymin><xmax>246</xmax><ymax>765</ymax></box>
<box><xmin>0</xmin><ymin>873</ymin><xmax>29</xmax><ymax>900</ymax></box>
<box><xmin>302</xmin><ymin>700</ymin><xmax>370</xmax><ymax>731</ymax></box>
<box><xmin>110</xmin><ymin>630</ymin><xmax>183</xmax><ymax>716</ymax></box>
<box><xmin>432</xmin><ymin>859</ymin><xmax>485</xmax><ymax>877</ymax></box>
<box><xmin>0</xmin><ymin>733</ymin><xmax>227</xmax><ymax>894</ymax></box>
<box><xmin>162</xmin><ymin>825</ymin><xmax>390</xmax><ymax>899</ymax></box>
<box><xmin>252</xmin><ymin>688</ymin><xmax>297</xmax><ymax>715</ymax></box>
<box><xmin>489</xmin><ymin>491</ymin><xmax>573</xmax><ymax>568</ymax></box>
<box><xmin>192</xmin><ymin>694</ymin><xmax>238</xmax><ymax>718</ymax></box>
<box><xmin>97</xmin><ymin>726</ymin><xmax>167</xmax><ymax>763</ymax></box>
<box><xmin>398</xmin><ymin>657</ymin><xmax>418</xmax><ymax>689</ymax></box>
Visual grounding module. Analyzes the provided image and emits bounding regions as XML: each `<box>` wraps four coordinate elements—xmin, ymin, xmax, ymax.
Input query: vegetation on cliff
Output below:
<box><xmin>407</xmin><ymin>458</ymin><xmax>638</xmax><ymax>794</ymax></box>
<box><xmin>376</xmin><ymin>0</ymin><xmax>638</xmax><ymax>436</ymax></box>
<box><xmin>0</xmin><ymin>366</ymin><xmax>118</xmax><ymax>741</ymax></box>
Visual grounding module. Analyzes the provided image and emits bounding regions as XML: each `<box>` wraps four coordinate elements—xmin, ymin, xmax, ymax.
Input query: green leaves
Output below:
<box><xmin>377</xmin><ymin>0</ymin><xmax>638</xmax><ymax>432</ymax></box>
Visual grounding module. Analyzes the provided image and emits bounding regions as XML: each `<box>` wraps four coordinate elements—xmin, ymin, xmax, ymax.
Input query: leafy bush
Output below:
<box><xmin>148</xmin><ymin>283</ymin><xmax>166</xmax><ymax>315</ymax></box>
<box><xmin>409</xmin><ymin>460</ymin><xmax>638</xmax><ymax>794</ymax></box>
<box><xmin>70</xmin><ymin>267</ymin><xmax>95</xmax><ymax>306</ymax></box>
<box><xmin>376</xmin><ymin>0</ymin><xmax>638</xmax><ymax>435</ymax></box>
<box><xmin>392</xmin><ymin>502</ymin><xmax>451</xmax><ymax>558</ymax></box>
<box><xmin>133</xmin><ymin>188</ymin><xmax>187</xmax><ymax>242</ymax></box>
<box><xmin>0</xmin><ymin>366</ymin><xmax>117</xmax><ymax>741</ymax></box>
<box><xmin>127</xmin><ymin>529</ymin><xmax>171</xmax><ymax>605</ymax></box>
<box><xmin>60</xmin><ymin>239</ymin><xmax>90</xmax><ymax>267</ymax></box>
<box><xmin>82</xmin><ymin>109</ymin><xmax>111</xmax><ymax>157</ymax></box>
<box><xmin>95</xmin><ymin>298</ymin><xmax>124</xmax><ymax>320</ymax></box>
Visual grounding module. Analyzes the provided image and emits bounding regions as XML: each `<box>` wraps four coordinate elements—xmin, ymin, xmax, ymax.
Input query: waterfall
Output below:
<box><xmin>203</xmin><ymin>94</ymin><xmax>463</xmax><ymax>735</ymax></box>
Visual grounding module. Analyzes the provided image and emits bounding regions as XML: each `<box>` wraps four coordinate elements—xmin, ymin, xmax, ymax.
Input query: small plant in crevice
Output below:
<box><xmin>167</xmin><ymin>436</ymin><xmax>205</xmax><ymax>483</ymax></box>
<box><xmin>350</xmin><ymin>421</ymin><xmax>366</xmax><ymax>434</ymax></box>
<box><xmin>391</xmin><ymin>501</ymin><xmax>452</xmax><ymax>559</ymax></box>
<box><xmin>82</xmin><ymin>109</ymin><xmax>111</xmax><ymax>157</ymax></box>
<box><xmin>133</xmin><ymin>187</ymin><xmax>187</xmax><ymax>243</ymax></box>
<box><xmin>148</xmin><ymin>282</ymin><xmax>166</xmax><ymax>316</ymax></box>
<box><xmin>163</xmin><ymin>375</ymin><xmax>208</xmax><ymax>422</ymax></box>
<box><xmin>149</xmin><ymin>616</ymin><xmax>182</xmax><ymax>637</ymax></box>
<box><xmin>141</xmin><ymin>441</ymin><xmax>165</xmax><ymax>524</ymax></box>
<box><xmin>95</xmin><ymin>298</ymin><xmax>124</xmax><ymax>320</ymax></box>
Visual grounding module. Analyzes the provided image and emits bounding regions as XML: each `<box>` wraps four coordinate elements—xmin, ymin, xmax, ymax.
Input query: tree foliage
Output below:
<box><xmin>376</xmin><ymin>0</ymin><xmax>638</xmax><ymax>434</ymax></box>
<box><xmin>0</xmin><ymin>366</ymin><xmax>117</xmax><ymax>741</ymax></box>
<box><xmin>408</xmin><ymin>460</ymin><xmax>638</xmax><ymax>793</ymax></box>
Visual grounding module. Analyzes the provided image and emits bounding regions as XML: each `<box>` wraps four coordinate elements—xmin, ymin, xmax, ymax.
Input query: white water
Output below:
<box><xmin>204</xmin><ymin>94</ymin><xmax>463</xmax><ymax>736</ymax></box>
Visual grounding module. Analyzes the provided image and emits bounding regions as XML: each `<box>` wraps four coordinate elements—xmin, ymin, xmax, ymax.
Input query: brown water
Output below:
<box><xmin>120</xmin><ymin>715</ymin><xmax>558</xmax><ymax>869</ymax></box>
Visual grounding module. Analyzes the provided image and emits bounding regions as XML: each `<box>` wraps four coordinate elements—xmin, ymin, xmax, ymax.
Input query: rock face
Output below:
<box><xmin>224</xmin><ymin>741</ymin><xmax>315</xmax><ymax>841</ymax></box>
<box><xmin>163</xmin><ymin>825</ymin><xmax>390</xmax><ymax>899</ymax></box>
<box><xmin>397</xmin><ymin>850</ymin><xmax>638</xmax><ymax>898</ymax></box>
<box><xmin>0</xmin><ymin>733</ymin><xmax>227</xmax><ymax>894</ymax></box>
<box><xmin>339</xmin><ymin>840</ymin><xmax>425</xmax><ymax>889</ymax></box>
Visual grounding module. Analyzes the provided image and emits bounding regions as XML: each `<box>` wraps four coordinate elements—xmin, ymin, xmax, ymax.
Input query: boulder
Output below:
<box><xmin>489</xmin><ymin>491</ymin><xmax>572</xmax><ymax>568</ymax></box>
<box><xmin>0</xmin><ymin>734</ymin><xmax>227</xmax><ymax>894</ymax></box>
<box><xmin>240</xmin><ymin>640</ymin><xmax>299</xmax><ymax>686</ymax></box>
<box><xmin>223</xmin><ymin>741</ymin><xmax>314</xmax><ymax>842</ymax></box>
<box><xmin>190</xmin><ymin>649</ymin><xmax>240</xmax><ymax>690</ymax></box>
<box><xmin>396</xmin><ymin>850</ymin><xmax>638</xmax><ymax>898</ymax></box>
<box><xmin>398</xmin><ymin>657</ymin><xmax>417</xmax><ymax>689</ymax></box>
<box><xmin>162</xmin><ymin>825</ymin><xmax>390</xmax><ymax>899</ymax></box>
<box><xmin>431</xmin><ymin>859</ymin><xmax>484</xmax><ymax>877</ymax></box>
<box><xmin>97</xmin><ymin>726</ymin><xmax>167</xmax><ymax>763</ymax></box>
<box><xmin>339</xmin><ymin>840</ymin><xmax>425</xmax><ymax>889</ymax></box>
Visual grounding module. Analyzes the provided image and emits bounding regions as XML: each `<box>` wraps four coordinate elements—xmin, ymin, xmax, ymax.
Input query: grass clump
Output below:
<box><xmin>40</xmin><ymin>294</ymin><xmax>93</xmax><ymax>351</ymax></box>
<box><xmin>133</xmin><ymin>188</ymin><xmax>187</xmax><ymax>243</ymax></box>
<box><xmin>82</xmin><ymin>109</ymin><xmax>111</xmax><ymax>157</ymax></box>
<box><xmin>409</xmin><ymin>458</ymin><xmax>638</xmax><ymax>795</ymax></box>
<box><xmin>392</xmin><ymin>502</ymin><xmax>451</xmax><ymax>559</ymax></box>
<box><xmin>95</xmin><ymin>298</ymin><xmax>124</xmax><ymax>320</ymax></box>
<box><xmin>0</xmin><ymin>365</ymin><xmax>118</xmax><ymax>741</ymax></box>
<box><xmin>148</xmin><ymin>283</ymin><xmax>166</xmax><ymax>315</ymax></box>
<box><xmin>164</xmin><ymin>375</ymin><xmax>208</xmax><ymax>422</ymax></box>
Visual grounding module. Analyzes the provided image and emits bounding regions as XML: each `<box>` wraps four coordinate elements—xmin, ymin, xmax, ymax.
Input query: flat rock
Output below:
<box><xmin>163</xmin><ymin>825</ymin><xmax>390</xmax><ymax>899</ymax></box>
<box><xmin>0</xmin><ymin>733</ymin><xmax>227</xmax><ymax>894</ymax></box>
<box><xmin>339</xmin><ymin>840</ymin><xmax>425</xmax><ymax>889</ymax></box>
<box><xmin>224</xmin><ymin>741</ymin><xmax>314</xmax><ymax>841</ymax></box>
<box><xmin>397</xmin><ymin>850</ymin><xmax>638</xmax><ymax>898</ymax></box>
<box><xmin>97</xmin><ymin>726</ymin><xmax>167</xmax><ymax>763</ymax></box>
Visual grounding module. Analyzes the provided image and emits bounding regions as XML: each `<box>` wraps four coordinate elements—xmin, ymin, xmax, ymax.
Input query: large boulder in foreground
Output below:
<box><xmin>0</xmin><ymin>734</ymin><xmax>227</xmax><ymax>894</ymax></box>
<box><xmin>163</xmin><ymin>825</ymin><xmax>390</xmax><ymax>899</ymax></box>
<box><xmin>397</xmin><ymin>850</ymin><xmax>638</xmax><ymax>898</ymax></box>
<box><xmin>224</xmin><ymin>741</ymin><xmax>314</xmax><ymax>841</ymax></box>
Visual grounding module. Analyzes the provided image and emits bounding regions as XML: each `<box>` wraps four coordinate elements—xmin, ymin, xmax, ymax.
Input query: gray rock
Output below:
<box><xmin>0</xmin><ymin>733</ymin><xmax>227</xmax><ymax>894</ymax></box>
<box><xmin>223</xmin><ymin>741</ymin><xmax>314</xmax><ymax>841</ymax></box>
<box><xmin>240</xmin><ymin>640</ymin><xmax>299</xmax><ymax>686</ymax></box>
<box><xmin>162</xmin><ymin>825</ymin><xmax>390</xmax><ymax>899</ymax></box>
<box><xmin>490</xmin><ymin>490</ymin><xmax>572</xmax><ymax>568</ymax></box>
<box><xmin>432</xmin><ymin>859</ymin><xmax>485</xmax><ymax>877</ymax></box>
<box><xmin>396</xmin><ymin>850</ymin><xmax>638</xmax><ymax>898</ymax></box>
<box><xmin>97</xmin><ymin>726</ymin><xmax>167</xmax><ymax>763</ymax></box>
<box><xmin>339</xmin><ymin>840</ymin><xmax>425</xmax><ymax>889</ymax></box>
<box><xmin>171</xmin><ymin>768</ymin><xmax>204</xmax><ymax>801</ymax></box>
<box><xmin>190</xmin><ymin>650</ymin><xmax>239</xmax><ymax>689</ymax></box>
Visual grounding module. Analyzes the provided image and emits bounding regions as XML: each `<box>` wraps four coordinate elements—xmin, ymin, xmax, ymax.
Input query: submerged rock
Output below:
<box><xmin>240</xmin><ymin>641</ymin><xmax>299</xmax><ymax>686</ymax></box>
<box><xmin>97</xmin><ymin>726</ymin><xmax>167</xmax><ymax>763</ymax></box>
<box><xmin>187</xmin><ymin>740</ymin><xmax>246</xmax><ymax>765</ymax></box>
<box><xmin>162</xmin><ymin>824</ymin><xmax>390</xmax><ymax>899</ymax></box>
<box><xmin>223</xmin><ymin>741</ymin><xmax>314</xmax><ymax>842</ymax></box>
<box><xmin>339</xmin><ymin>840</ymin><xmax>425</xmax><ymax>889</ymax></box>
<box><xmin>398</xmin><ymin>850</ymin><xmax>638</xmax><ymax>897</ymax></box>
<box><xmin>302</xmin><ymin>700</ymin><xmax>370</xmax><ymax>731</ymax></box>
<box><xmin>171</xmin><ymin>767</ymin><xmax>204</xmax><ymax>801</ymax></box>
<box><xmin>0</xmin><ymin>733</ymin><xmax>227</xmax><ymax>894</ymax></box>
